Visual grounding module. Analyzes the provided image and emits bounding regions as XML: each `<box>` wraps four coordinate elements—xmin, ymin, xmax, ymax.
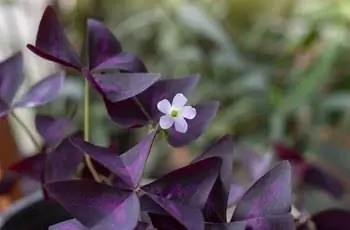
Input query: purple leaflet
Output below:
<box><xmin>167</xmin><ymin>101</ymin><xmax>219</xmax><ymax>147</ymax></box>
<box><xmin>93</xmin><ymin>72</ymin><xmax>160</xmax><ymax>102</ymax></box>
<box><xmin>92</xmin><ymin>52</ymin><xmax>147</xmax><ymax>73</ymax></box>
<box><xmin>71</xmin><ymin>130</ymin><xmax>157</xmax><ymax>189</ymax></box>
<box><xmin>45</xmin><ymin>180</ymin><xmax>139</xmax><ymax>229</ymax></box>
<box><xmin>105</xmin><ymin>75</ymin><xmax>200</xmax><ymax>128</ymax></box>
<box><xmin>141</xmin><ymin>193</ymin><xmax>204</xmax><ymax>230</ymax></box>
<box><xmin>297</xmin><ymin>209</ymin><xmax>350</xmax><ymax>230</ymax></box>
<box><xmin>192</xmin><ymin>135</ymin><xmax>234</xmax><ymax>221</ymax></box>
<box><xmin>142</xmin><ymin>157</ymin><xmax>221</xmax><ymax>209</ymax></box>
<box><xmin>228</xmin><ymin>184</ymin><xmax>245</xmax><ymax>207</ymax></box>
<box><xmin>134</xmin><ymin>221</ymin><xmax>156</xmax><ymax>230</ymax></box>
<box><xmin>0</xmin><ymin>52</ymin><xmax>23</xmax><ymax>106</ymax></box>
<box><xmin>86</xmin><ymin>19</ymin><xmax>122</xmax><ymax>69</ymax></box>
<box><xmin>13</xmin><ymin>72</ymin><xmax>64</xmax><ymax>108</ymax></box>
<box><xmin>49</xmin><ymin>219</ymin><xmax>87</xmax><ymax>230</ymax></box>
<box><xmin>35</xmin><ymin>114</ymin><xmax>76</xmax><ymax>146</ymax></box>
<box><xmin>238</xmin><ymin>146</ymin><xmax>272</xmax><ymax>181</ymax></box>
<box><xmin>45</xmin><ymin>139</ymin><xmax>84</xmax><ymax>183</ymax></box>
<box><xmin>27</xmin><ymin>7</ymin><xmax>82</xmax><ymax>70</ymax></box>
<box><xmin>231</xmin><ymin>161</ymin><xmax>292</xmax><ymax>221</ymax></box>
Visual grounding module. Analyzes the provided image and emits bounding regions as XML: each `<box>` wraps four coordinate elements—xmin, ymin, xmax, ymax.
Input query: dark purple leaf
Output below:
<box><xmin>193</xmin><ymin>135</ymin><xmax>234</xmax><ymax>190</ymax></box>
<box><xmin>92</xmin><ymin>52</ymin><xmax>148</xmax><ymax>73</ymax></box>
<box><xmin>93</xmin><ymin>73</ymin><xmax>160</xmax><ymax>102</ymax></box>
<box><xmin>243</xmin><ymin>214</ymin><xmax>294</xmax><ymax>230</ymax></box>
<box><xmin>105</xmin><ymin>75</ymin><xmax>200</xmax><ymax>128</ymax></box>
<box><xmin>231</xmin><ymin>161</ymin><xmax>292</xmax><ymax>221</ymax></box>
<box><xmin>35</xmin><ymin>114</ymin><xmax>75</xmax><ymax>146</ymax></box>
<box><xmin>239</xmin><ymin>147</ymin><xmax>272</xmax><ymax>181</ymax></box>
<box><xmin>0</xmin><ymin>52</ymin><xmax>23</xmax><ymax>105</ymax></box>
<box><xmin>303</xmin><ymin>165</ymin><xmax>344</xmax><ymax>198</ymax></box>
<box><xmin>228</xmin><ymin>184</ymin><xmax>245</xmax><ymax>206</ymax></box>
<box><xmin>167</xmin><ymin>101</ymin><xmax>219</xmax><ymax>147</ymax></box>
<box><xmin>9</xmin><ymin>152</ymin><xmax>46</xmax><ymax>181</ymax></box>
<box><xmin>87</xmin><ymin>19</ymin><xmax>122</xmax><ymax>69</ymax></box>
<box><xmin>45</xmin><ymin>139</ymin><xmax>84</xmax><ymax>183</ymax></box>
<box><xmin>149</xmin><ymin>214</ymin><xmax>186</xmax><ymax>230</ymax></box>
<box><xmin>191</xmin><ymin>136</ymin><xmax>234</xmax><ymax>221</ymax></box>
<box><xmin>14</xmin><ymin>72</ymin><xmax>64</xmax><ymax>108</ymax></box>
<box><xmin>141</xmin><ymin>193</ymin><xmax>204</xmax><ymax>230</ymax></box>
<box><xmin>71</xmin><ymin>131</ymin><xmax>156</xmax><ymax>189</ymax></box>
<box><xmin>45</xmin><ymin>180</ymin><xmax>139</xmax><ymax>229</ymax></box>
<box><xmin>205</xmin><ymin>222</ymin><xmax>246</xmax><ymax>230</ymax></box>
<box><xmin>49</xmin><ymin>219</ymin><xmax>87</xmax><ymax>230</ymax></box>
<box><xmin>202</xmin><ymin>178</ymin><xmax>227</xmax><ymax>222</ymax></box>
<box><xmin>27</xmin><ymin>7</ymin><xmax>82</xmax><ymax>70</ymax></box>
<box><xmin>297</xmin><ymin>209</ymin><xmax>350</xmax><ymax>230</ymax></box>
<box><xmin>142</xmin><ymin>157</ymin><xmax>221</xmax><ymax>209</ymax></box>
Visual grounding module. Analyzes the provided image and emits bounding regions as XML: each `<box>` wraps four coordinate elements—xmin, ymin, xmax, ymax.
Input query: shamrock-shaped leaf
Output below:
<box><xmin>243</xmin><ymin>214</ymin><xmax>294</xmax><ymax>230</ymax></box>
<box><xmin>142</xmin><ymin>157</ymin><xmax>221</xmax><ymax>209</ymax></box>
<box><xmin>14</xmin><ymin>72</ymin><xmax>64</xmax><ymax>108</ymax></box>
<box><xmin>27</xmin><ymin>7</ymin><xmax>82</xmax><ymax>70</ymax></box>
<box><xmin>28</xmin><ymin>6</ymin><xmax>146</xmax><ymax>75</ymax></box>
<box><xmin>231</xmin><ymin>161</ymin><xmax>292</xmax><ymax>221</ymax></box>
<box><xmin>45</xmin><ymin>180</ymin><xmax>140</xmax><ymax>229</ymax></box>
<box><xmin>205</xmin><ymin>222</ymin><xmax>246</xmax><ymax>230</ymax></box>
<box><xmin>71</xmin><ymin>130</ymin><xmax>157</xmax><ymax>189</ymax></box>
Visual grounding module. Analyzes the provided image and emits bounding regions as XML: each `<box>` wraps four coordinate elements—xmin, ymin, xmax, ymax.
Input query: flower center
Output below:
<box><xmin>170</xmin><ymin>108</ymin><xmax>179</xmax><ymax>118</ymax></box>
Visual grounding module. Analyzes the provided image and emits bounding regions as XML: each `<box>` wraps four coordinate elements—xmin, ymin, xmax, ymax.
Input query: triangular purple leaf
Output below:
<box><xmin>141</xmin><ymin>193</ymin><xmax>204</xmax><ymax>230</ymax></box>
<box><xmin>167</xmin><ymin>101</ymin><xmax>219</xmax><ymax>147</ymax></box>
<box><xmin>27</xmin><ymin>7</ymin><xmax>82</xmax><ymax>70</ymax></box>
<box><xmin>93</xmin><ymin>73</ymin><xmax>160</xmax><ymax>102</ymax></box>
<box><xmin>142</xmin><ymin>157</ymin><xmax>221</xmax><ymax>209</ymax></box>
<box><xmin>231</xmin><ymin>161</ymin><xmax>292</xmax><ymax>221</ymax></box>
<box><xmin>49</xmin><ymin>219</ymin><xmax>87</xmax><ymax>230</ymax></box>
<box><xmin>45</xmin><ymin>139</ymin><xmax>84</xmax><ymax>183</ymax></box>
<box><xmin>202</xmin><ymin>178</ymin><xmax>227</xmax><ymax>222</ymax></box>
<box><xmin>14</xmin><ymin>72</ymin><xmax>64</xmax><ymax>108</ymax></box>
<box><xmin>87</xmin><ymin>19</ymin><xmax>122</xmax><ymax>69</ymax></box>
<box><xmin>35</xmin><ymin>114</ymin><xmax>75</xmax><ymax>146</ymax></box>
<box><xmin>134</xmin><ymin>221</ymin><xmax>156</xmax><ymax>230</ymax></box>
<box><xmin>228</xmin><ymin>184</ymin><xmax>245</xmax><ymax>207</ymax></box>
<box><xmin>45</xmin><ymin>180</ymin><xmax>139</xmax><ymax>229</ymax></box>
<box><xmin>92</xmin><ymin>52</ymin><xmax>148</xmax><ymax>73</ymax></box>
<box><xmin>105</xmin><ymin>75</ymin><xmax>200</xmax><ymax>128</ymax></box>
<box><xmin>0</xmin><ymin>52</ymin><xmax>23</xmax><ymax>105</ymax></box>
<box><xmin>71</xmin><ymin>130</ymin><xmax>156</xmax><ymax>189</ymax></box>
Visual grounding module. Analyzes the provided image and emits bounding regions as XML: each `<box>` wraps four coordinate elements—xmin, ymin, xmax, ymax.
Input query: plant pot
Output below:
<box><xmin>0</xmin><ymin>191</ymin><xmax>71</xmax><ymax>230</ymax></box>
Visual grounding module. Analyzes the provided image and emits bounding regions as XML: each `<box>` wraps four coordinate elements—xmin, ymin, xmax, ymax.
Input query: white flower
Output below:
<box><xmin>157</xmin><ymin>93</ymin><xmax>197</xmax><ymax>133</ymax></box>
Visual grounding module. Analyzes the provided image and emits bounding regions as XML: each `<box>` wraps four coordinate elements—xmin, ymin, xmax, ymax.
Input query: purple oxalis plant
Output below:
<box><xmin>2</xmin><ymin>5</ymin><xmax>348</xmax><ymax>230</ymax></box>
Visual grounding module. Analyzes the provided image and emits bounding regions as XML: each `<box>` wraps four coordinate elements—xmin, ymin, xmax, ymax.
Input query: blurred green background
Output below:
<box><xmin>3</xmin><ymin>0</ymin><xmax>350</xmax><ymax>214</ymax></box>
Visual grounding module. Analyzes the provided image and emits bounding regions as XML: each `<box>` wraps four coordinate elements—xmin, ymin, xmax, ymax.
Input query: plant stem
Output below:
<box><xmin>11</xmin><ymin>112</ymin><xmax>40</xmax><ymax>149</ymax></box>
<box><xmin>83</xmin><ymin>78</ymin><xmax>101</xmax><ymax>183</ymax></box>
